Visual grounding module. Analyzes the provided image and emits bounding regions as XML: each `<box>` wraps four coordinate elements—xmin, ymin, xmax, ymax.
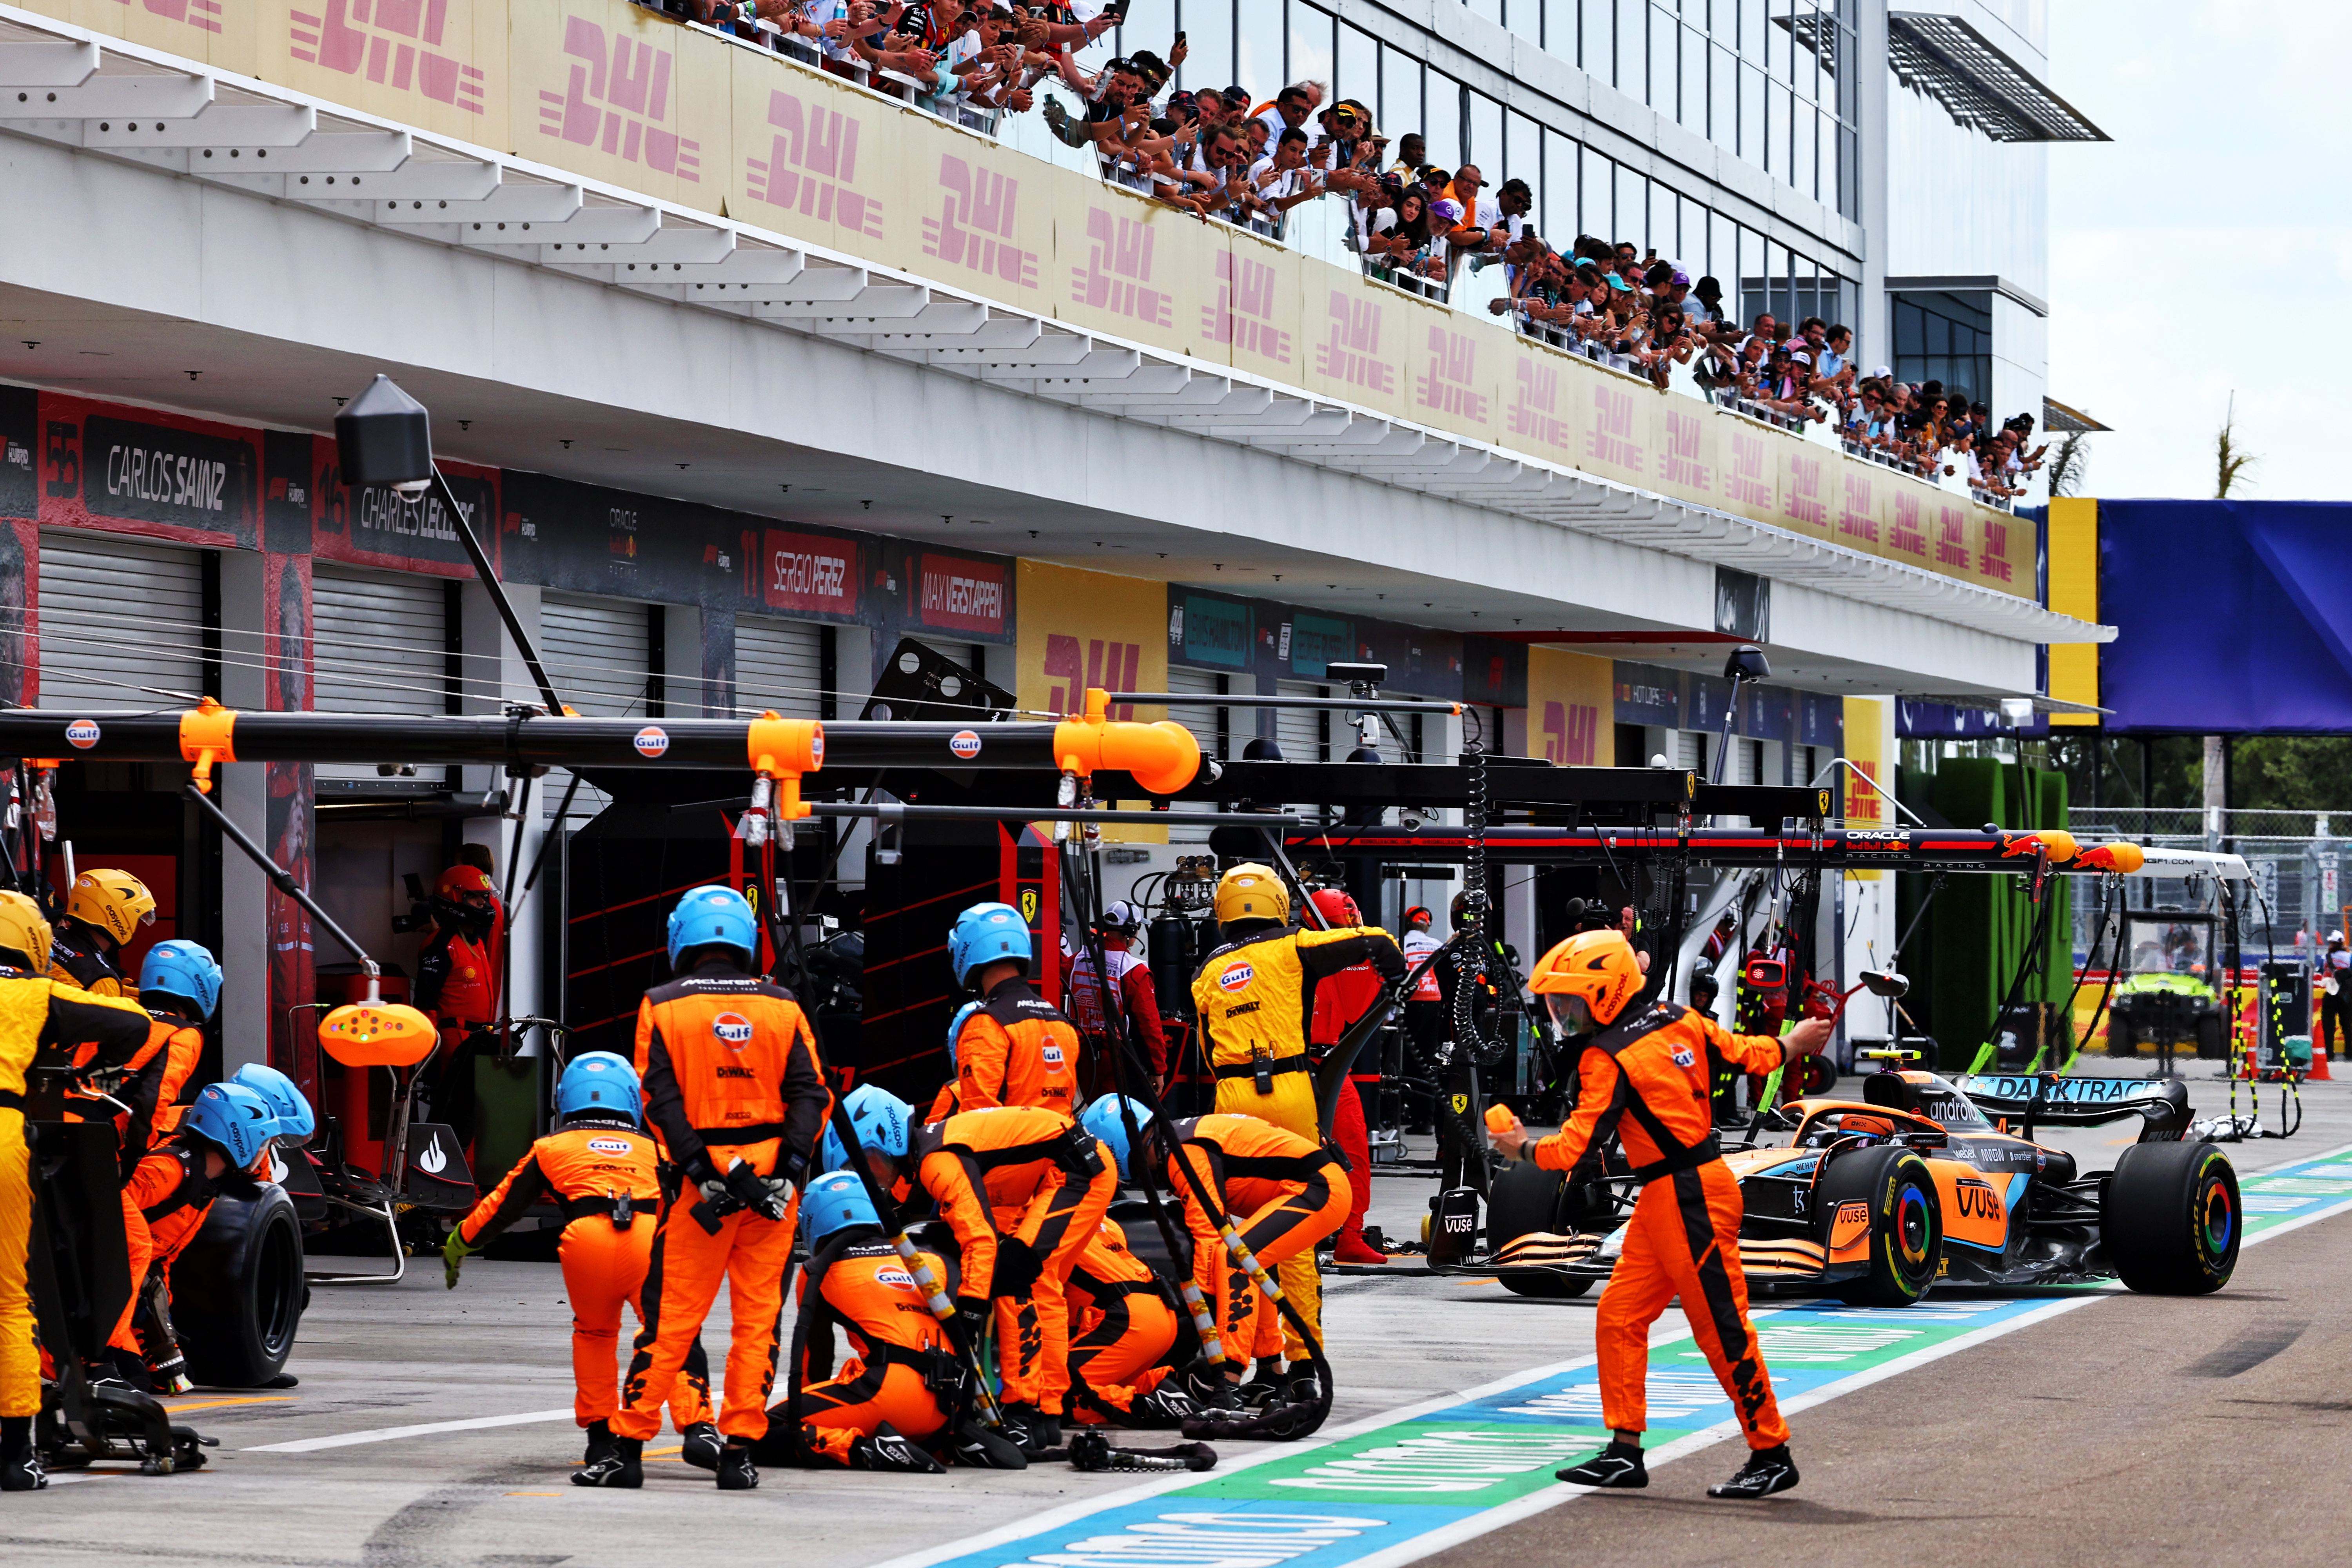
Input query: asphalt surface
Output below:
<box><xmin>0</xmin><ymin>1062</ymin><xmax>2341</xmax><ymax>1566</ymax></box>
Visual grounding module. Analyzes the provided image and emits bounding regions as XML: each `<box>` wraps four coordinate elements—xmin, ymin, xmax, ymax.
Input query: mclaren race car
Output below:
<box><xmin>1487</xmin><ymin>1063</ymin><xmax>2241</xmax><ymax>1305</ymax></box>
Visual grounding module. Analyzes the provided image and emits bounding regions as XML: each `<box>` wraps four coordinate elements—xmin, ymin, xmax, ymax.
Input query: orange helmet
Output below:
<box><xmin>1310</xmin><ymin>888</ymin><xmax>1361</xmax><ymax>928</ymax></box>
<box><xmin>1528</xmin><ymin>928</ymin><xmax>1643</xmax><ymax>1032</ymax></box>
<box><xmin>439</xmin><ymin>866</ymin><xmax>494</xmax><ymax>899</ymax></box>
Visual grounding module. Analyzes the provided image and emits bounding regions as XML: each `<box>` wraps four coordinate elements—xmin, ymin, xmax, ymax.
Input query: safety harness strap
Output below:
<box><xmin>1212</xmin><ymin>1058</ymin><xmax>1310</xmax><ymax>1081</ymax></box>
<box><xmin>695</xmin><ymin>1121</ymin><xmax>788</xmax><ymax>1146</ymax></box>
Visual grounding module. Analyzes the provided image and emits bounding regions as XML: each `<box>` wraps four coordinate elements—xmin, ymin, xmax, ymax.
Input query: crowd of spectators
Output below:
<box><xmin>666</xmin><ymin>0</ymin><xmax>2047</xmax><ymax>506</ymax></box>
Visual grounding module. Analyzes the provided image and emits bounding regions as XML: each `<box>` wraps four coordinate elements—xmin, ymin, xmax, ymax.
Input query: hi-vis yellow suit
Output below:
<box><xmin>1190</xmin><ymin>923</ymin><xmax>1403</xmax><ymax>1358</ymax></box>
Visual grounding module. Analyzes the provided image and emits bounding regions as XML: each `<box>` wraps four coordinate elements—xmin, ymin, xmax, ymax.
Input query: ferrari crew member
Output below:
<box><xmin>445</xmin><ymin>1052</ymin><xmax>718</xmax><ymax>1470</ymax></box>
<box><xmin>1086</xmin><ymin>1100</ymin><xmax>1348</xmax><ymax>1399</ymax></box>
<box><xmin>414</xmin><ymin>865</ymin><xmax>503</xmax><ymax>1148</ymax></box>
<box><xmin>1064</xmin><ymin>1210</ymin><xmax>1194</xmax><ymax>1428</ymax></box>
<box><xmin>47</xmin><ymin>868</ymin><xmax>156</xmax><ymax>996</ymax></box>
<box><xmin>755</xmin><ymin>1171</ymin><xmax>954</xmax><ymax>1473</ymax></box>
<box><xmin>1487</xmin><ymin>929</ymin><xmax>1830</xmax><ymax>1499</ymax></box>
<box><xmin>831</xmin><ymin>1087</ymin><xmax>1117</xmax><ymax>1455</ymax></box>
<box><xmin>1305</xmin><ymin>890</ymin><xmax>1387</xmax><ymax>1266</ymax></box>
<box><xmin>1399</xmin><ymin>906</ymin><xmax>1445</xmax><ymax>1134</ymax></box>
<box><xmin>931</xmin><ymin>903</ymin><xmax>1080</xmax><ymax>1121</ymax></box>
<box><xmin>590</xmin><ymin>886</ymin><xmax>831</xmax><ymax>1492</ymax></box>
<box><xmin>1190</xmin><ymin>866</ymin><xmax>1402</xmax><ymax>1352</ymax></box>
<box><xmin>2</xmin><ymin>887</ymin><xmax>158</xmax><ymax>1489</ymax></box>
<box><xmin>1064</xmin><ymin>901</ymin><xmax>1169</xmax><ymax>1093</ymax></box>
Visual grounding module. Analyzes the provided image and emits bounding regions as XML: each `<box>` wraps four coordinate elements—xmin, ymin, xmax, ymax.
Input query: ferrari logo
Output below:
<box><xmin>1018</xmin><ymin>889</ymin><xmax>1039</xmax><ymax>922</ymax></box>
<box><xmin>1450</xmin><ymin>1094</ymin><xmax>1469</xmax><ymax>1114</ymax></box>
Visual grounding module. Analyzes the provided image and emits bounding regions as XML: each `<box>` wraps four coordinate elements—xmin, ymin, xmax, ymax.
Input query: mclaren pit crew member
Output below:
<box><xmin>1190</xmin><ymin>866</ymin><xmax>1403</xmax><ymax>1345</ymax></box>
<box><xmin>1064</xmin><ymin>900</ymin><xmax>1169</xmax><ymax>1095</ymax></box>
<box><xmin>1085</xmin><ymin>1098</ymin><xmax>1348</xmax><ymax>1405</ymax></box>
<box><xmin>829</xmin><ymin>1087</ymin><xmax>1118</xmax><ymax>1455</ymax></box>
<box><xmin>932</xmin><ymin>902</ymin><xmax>1080</xmax><ymax>1121</ymax></box>
<box><xmin>412</xmin><ymin>865</ymin><xmax>503</xmax><ymax>1148</ymax></box>
<box><xmin>1305</xmin><ymin>889</ymin><xmax>1388</xmax><ymax>1266</ymax></box>
<box><xmin>754</xmin><ymin>1171</ymin><xmax>956</xmax><ymax>1474</ymax></box>
<box><xmin>1487</xmin><ymin>928</ymin><xmax>1831</xmax><ymax>1500</ymax></box>
<box><xmin>1064</xmin><ymin>1210</ymin><xmax>1197</xmax><ymax>1429</ymax></box>
<box><xmin>1</xmin><ymin>888</ymin><xmax>157</xmax><ymax>1489</ymax></box>
<box><xmin>446</xmin><ymin>1052</ymin><xmax>719</xmax><ymax>1472</ymax></box>
<box><xmin>117</xmin><ymin>1081</ymin><xmax>281</xmax><ymax>1387</ymax></box>
<box><xmin>120</xmin><ymin>940</ymin><xmax>220</xmax><ymax>1157</ymax></box>
<box><xmin>47</xmin><ymin>868</ymin><xmax>156</xmax><ymax>996</ymax></box>
<box><xmin>586</xmin><ymin>886</ymin><xmax>831</xmax><ymax>1493</ymax></box>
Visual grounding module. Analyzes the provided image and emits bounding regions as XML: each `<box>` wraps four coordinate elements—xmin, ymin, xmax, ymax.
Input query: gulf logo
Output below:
<box><xmin>634</xmin><ymin>725</ymin><xmax>670</xmax><ymax>759</ymax></box>
<box><xmin>1218</xmin><ymin>962</ymin><xmax>1255</xmax><ymax>992</ymax></box>
<box><xmin>949</xmin><ymin>729</ymin><xmax>983</xmax><ymax>760</ymax></box>
<box><xmin>64</xmin><ymin>719</ymin><xmax>100</xmax><ymax>750</ymax></box>
<box><xmin>586</xmin><ymin>1136</ymin><xmax>634</xmax><ymax>1156</ymax></box>
<box><xmin>713</xmin><ymin>1013</ymin><xmax>755</xmax><ymax>1047</ymax></box>
<box><xmin>810</xmin><ymin>734</ymin><xmax>825</xmax><ymax>763</ymax></box>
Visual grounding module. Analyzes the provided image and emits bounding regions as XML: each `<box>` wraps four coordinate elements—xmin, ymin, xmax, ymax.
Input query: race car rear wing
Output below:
<box><xmin>1954</xmin><ymin>1073</ymin><xmax>2192</xmax><ymax>1134</ymax></box>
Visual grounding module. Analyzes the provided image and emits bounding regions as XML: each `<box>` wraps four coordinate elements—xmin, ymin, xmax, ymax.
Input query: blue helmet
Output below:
<box><xmin>558</xmin><ymin>1051</ymin><xmax>643</xmax><ymax>1125</ymax></box>
<box><xmin>948</xmin><ymin>902</ymin><xmax>1033</xmax><ymax>990</ymax></box>
<box><xmin>666</xmin><ymin>885</ymin><xmax>759</xmax><ymax>969</ymax></box>
<box><xmin>1080</xmin><ymin>1095</ymin><xmax>1154</xmax><ymax>1182</ymax></box>
<box><xmin>820</xmin><ymin>1084</ymin><xmax>913</xmax><ymax>1173</ymax></box>
<box><xmin>231</xmin><ymin>1063</ymin><xmax>316</xmax><ymax>1145</ymax></box>
<box><xmin>140</xmin><ymin>939</ymin><xmax>223</xmax><ymax>1020</ymax></box>
<box><xmin>800</xmin><ymin>1170</ymin><xmax>882</xmax><ymax>1246</ymax></box>
<box><xmin>184</xmin><ymin>1081</ymin><xmax>278</xmax><ymax>1170</ymax></box>
<box><xmin>943</xmin><ymin>1000</ymin><xmax>986</xmax><ymax>1072</ymax></box>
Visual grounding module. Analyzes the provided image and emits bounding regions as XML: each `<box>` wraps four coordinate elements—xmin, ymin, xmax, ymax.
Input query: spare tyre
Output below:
<box><xmin>1816</xmin><ymin>1145</ymin><xmax>1942</xmax><ymax>1307</ymax></box>
<box><xmin>1486</xmin><ymin>1161</ymin><xmax>1592</xmax><ymax>1299</ymax></box>
<box><xmin>171</xmin><ymin>1183</ymin><xmax>306</xmax><ymax>1387</ymax></box>
<box><xmin>2104</xmin><ymin>1141</ymin><xmax>2238</xmax><ymax>1294</ymax></box>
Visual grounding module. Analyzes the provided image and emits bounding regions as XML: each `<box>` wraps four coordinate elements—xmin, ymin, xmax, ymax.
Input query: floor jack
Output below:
<box><xmin>23</xmin><ymin>1075</ymin><xmax>214</xmax><ymax>1478</ymax></box>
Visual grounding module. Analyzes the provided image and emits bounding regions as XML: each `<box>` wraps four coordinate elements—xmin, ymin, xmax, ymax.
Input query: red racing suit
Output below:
<box><xmin>1065</xmin><ymin>938</ymin><xmax>1169</xmax><ymax>1089</ymax></box>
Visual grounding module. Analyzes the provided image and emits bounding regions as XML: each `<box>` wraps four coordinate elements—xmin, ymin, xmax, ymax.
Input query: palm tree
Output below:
<box><xmin>2216</xmin><ymin>392</ymin><xmax>2258</xmax><ymax>498</ymax></box>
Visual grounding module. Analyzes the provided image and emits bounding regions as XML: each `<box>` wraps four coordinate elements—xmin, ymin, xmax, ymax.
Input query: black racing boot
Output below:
<box><xmin>1708</xmin><ymin>1444</ymin><xmax>1799</xmax><ymax>1499</ymax></box>
<box><xmin>1125</xmin><ymin>1387</ymin><xmax>1199</xmax><ymax>1428</ymax></box>
<box><xmin>1000</xmin><ymin>1403</ymin><xmax>1060</xmax><ymax>1456</ymax></box>
<box><xmin>850</xmin><ymin>1423</ymin><xmax>947</xmax><ymax>1474</ymax></box>
<box><xmin>715</xmin><ymin>1441</ymin><xmax>759</xmax><ymax>1490</ymax></box>
<box><xmin>1</xmin><ymin>1417</ymin><xmax>44</xmax><ymax>1493</ymax></box>
<box><xmin>1557</xmin><ymin>1440</ymin><xmax>1648</xmax><ymax>1489</ymax></box>
<box><xmin>582</xmin><ymin>1419</ymin><xmax>615</xmax><ymax>1467</ymax></box>
<box><xmin>572</xmin><ymin>1435</ymin><xmax>642</xmax><ymax>1488</ymax></box>
<box><xmin>680</xmin><ymin>1421</ymin><xmax>723</xmax><ymax>1472</ymax></box>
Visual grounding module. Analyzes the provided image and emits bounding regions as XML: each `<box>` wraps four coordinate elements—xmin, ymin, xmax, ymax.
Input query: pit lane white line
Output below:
<box><xmin>245</xmin><ymin>1408</ymin><xmax>575</xmax><ymax>1453</ymax></box>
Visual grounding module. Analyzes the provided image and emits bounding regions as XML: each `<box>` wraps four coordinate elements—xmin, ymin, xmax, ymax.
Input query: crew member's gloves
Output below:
<box><xmin>953</xmin><ymin>1296</ymin><xmax>994</xmax><ymax>1348</ymax></box>
<box><xmin>724</xmin><ymin>1158</ymin><xmax>789</xmax><ymax>1223</ymax></box>
<box><xmin>990</xmin><ymin>1236</ymin><xmax>1043</xmax><ymax>1300</ymax></box>
<box><xmin>443</xmin><ymin>1229</ymin><xmax>477</xmax><ymax>1290</ymax></box>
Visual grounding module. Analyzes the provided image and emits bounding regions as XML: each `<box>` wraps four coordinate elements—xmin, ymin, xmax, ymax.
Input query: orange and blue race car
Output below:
<box><xmin>1486</xmin><ymin>1062</ymin><xmax>2241</xmax><ymax>1305</ymax></box>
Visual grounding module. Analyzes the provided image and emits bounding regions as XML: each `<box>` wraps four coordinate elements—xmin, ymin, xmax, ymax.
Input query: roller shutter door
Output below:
<box><xmin>735</xmin><ymin>613</ymin><xmax>824</xmax><ymax>719</ymax></box>
<box><xmin>1165</xmin><ymin>665</ymin><xmax>1228</xmax><ymax>844</ymax></box>
<box><xmin>541</xmin><ymin>592</ymin><xmax>653</xmax><ymax>718</ymax></box>
<box><xmin>310</xmin><ymin>564</ymin><xmax>453</xmax><ymax>782</ymax></box>
<box><xmin>38</xmin><ymin>532</ymin><xmax>203</xmax><ymax>710</ymax></box>
<box><xmin>1274</xmin><ymin>680</ymin><xmax>1329</xmax><ymax>762</ymax></box>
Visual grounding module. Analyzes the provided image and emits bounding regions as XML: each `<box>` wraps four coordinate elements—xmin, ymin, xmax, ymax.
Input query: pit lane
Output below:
<box><xmin>3</xmin><ymin>1063</ymin><xmax>2341</xmax><ymax>1568</ymax></box>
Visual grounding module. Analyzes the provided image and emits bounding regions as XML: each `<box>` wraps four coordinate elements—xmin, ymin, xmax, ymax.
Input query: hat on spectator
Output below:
<box><xmin>1871</xmin><ymin>365</ymin><xmax>1891</xmax><ymax>379</ymax></box>
<box><xmin>1602</xmin><ymin>272</ymin><xmax>1630</xmax><ymax>290</ymax></box>
<box><xmin>1431</xmin><ymin>198</ymin><xmax>1464</xmax><ymax>223</ymax></box>
<box><xmin>1670</xmin><ymin>269</ymin><xmax>1692</xmax><ymax>287</ymax></box>
<box><xmin>1224</xmin><ymin>84</ymin><xmax>1250</xmax><ymax>105</ymax></box>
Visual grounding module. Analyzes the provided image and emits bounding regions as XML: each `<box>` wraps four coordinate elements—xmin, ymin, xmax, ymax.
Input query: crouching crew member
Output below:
<box><xmin>584</xmin><ymin>886</ymin><xmax>832</xmax><ymax>1492</ymax></box>
<box><xmin>1062</xmin><ymin>1207</ymin><xmax>1196</xmax><ymax>1429</ymax></box>
<box><xmin>118</xmin><ymin>1082</ymin><xmax>280</xmax><ymax>1381</ymax></box>
<box><xmin>446</xmin><ymin>1052</ymin><xmax>719</xmax><ymax>1471</ymax></box>
<box><xmin>1086</xmin><ymin>1100</ymin><xmax>1348</xmax><ymax>1401</ymax></box>
<box><xmin>1191</xmin><ymin>867</ymin><xmax>1403</xmax><ymax>1356</ymax></box>
<box><xmin>829</xmin><ymin>1088</ymin><xmax>1117</xmax><ymax>1455</ymax></box>
<box><xmin>756</xmin><ymin>1171</ymin><xmax>955</xmax><ymax>1474</ymax></box>
<box><xmin>1487</xmin><ymin>929</ymin><xmax>1830</xmax><ymax>1499</ymax></box>
<box><xmin>931</xmin><ymin>903</ymin><xmax>1080</xmax><ymax>1121</ymax></box>
<box><xmin>1</xmin><ymin>889</ymin><xmax>156</xmax><ymax>1492</ymax></box>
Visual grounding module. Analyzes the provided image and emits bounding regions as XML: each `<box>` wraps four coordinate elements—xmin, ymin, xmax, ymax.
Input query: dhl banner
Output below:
<box><xmin>1841</xmin><ymin>695</ymin><xmax>1890</xmax><ymax>880</ymax></box>
<box><xmin>34</xmin><ymin>0</ymin><xmax>2024</xmax><ymax>597</ymax></box>
<box><xmin>1016</xmin><ymin>561</ymin><xmax>1168</xmax><ymax>840</ymax></box>
<box><xmin>1525</xmin><ymin>647</ymin><xmax>1613</xmax><ymax>767</ymax></box>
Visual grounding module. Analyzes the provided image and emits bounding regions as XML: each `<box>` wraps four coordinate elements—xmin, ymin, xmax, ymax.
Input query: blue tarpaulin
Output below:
<box><xmin>2100</xmin><ymin>499</ymin><xmax>2352</xmax><ymax>733</ymax></box>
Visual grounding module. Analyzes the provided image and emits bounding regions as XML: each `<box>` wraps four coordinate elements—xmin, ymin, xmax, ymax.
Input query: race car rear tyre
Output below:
<box><xmin>171</xmin><ymin>1183</ymin><xmax>307</xmax><ymax>1388</ymax></box>
<box><xmin>1486</xmin><ymin>1163</ymin><xmax>1594</xmax><ymax>1299</ymax></box>
<box><xmin>1817</xmin><ymin>1146</ymin><xmax>1942</xmax><ymax>1307</ymax></box>
<box><xmin>2105</xmin><ymin>1142</ymin><xmax>2238</xmax><ymax>1294</ymax></box>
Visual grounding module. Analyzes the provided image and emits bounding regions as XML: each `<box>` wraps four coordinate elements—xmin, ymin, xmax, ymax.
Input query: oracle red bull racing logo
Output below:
<box><xmin>713</xmin><ymin>1012</ymin><xmax>755</xmax><ymax>1047</ymax></box>
<box><xmin>1218</xmin><ymin>962</ymin><xmax>1255</xmax><ymax>992</ymax></box>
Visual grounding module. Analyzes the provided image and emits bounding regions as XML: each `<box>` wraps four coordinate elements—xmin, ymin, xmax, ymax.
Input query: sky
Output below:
<box><xmin>2047</xmin><ymin>1</ymin><xmax>2352</xmax><ymax>499</ymax></box>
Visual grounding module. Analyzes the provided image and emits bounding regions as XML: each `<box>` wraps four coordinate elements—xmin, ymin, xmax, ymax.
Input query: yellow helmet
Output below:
<box><xmin>67</xmin><ymin>868</ymin><xmax>157</xmax><ymax>947</ymax></box>
<box><xmin>1214</xmin><ymin>863</ymin><xmax>1290</xmax><ymax>926</ymax></box>
<box><xmin>0</xmin><ymin>889</ymin><xmax>54</xmax><ymax>971</ymax></box>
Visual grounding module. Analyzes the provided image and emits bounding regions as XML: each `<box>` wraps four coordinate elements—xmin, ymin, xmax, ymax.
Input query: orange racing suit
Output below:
<box><xmin>615</xmin><ymin>959</ymin><xmax>831</xmax><ymax>1444</ymax></box>
<box><xmin>1065</xmin><ymin>1216</ymin><xmax>1179</xmax><ymax>1422</ymax></box>
<box><xmin>1526</xmin><ymin>999</ymin><xmax>1791</xmax><ymax>1450</ymax></box>
<box><xmin>927</xmin><ymin>976</ymin><xmax>1081</xmax><ymax>1121</ymax></box>
<box><xmin>767</xmin><ymin>1239</ymin><xmax>958</xmax><ymax>1465</ymax></box>
<box><xmin>1167</xmin><ymin>1114</ymin><xmax>1350</xmax><ymax>1367</ymax></box>
<box><xmin>914</xmin><ymin>1105</ymin><xmax>1117</xmax><ymax>1417</ymax></box>
<box><xmin>459</xmin><ymin>1118</ymin><xmax>713</xmax><ymax>1431</ymax></box>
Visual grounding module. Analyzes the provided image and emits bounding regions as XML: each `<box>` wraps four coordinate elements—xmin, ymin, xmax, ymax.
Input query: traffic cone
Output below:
<box><xmin>2313</xmin><ymin>1040</ymin><xmax>2333</xmax><ymax>1082</ymax></box>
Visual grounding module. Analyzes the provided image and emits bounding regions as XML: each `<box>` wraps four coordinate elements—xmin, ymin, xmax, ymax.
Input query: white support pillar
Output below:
<box><xmin>216</xmin><ymin>549</ymin><xmax>270</xmax><ymax>1073</ymax></box>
